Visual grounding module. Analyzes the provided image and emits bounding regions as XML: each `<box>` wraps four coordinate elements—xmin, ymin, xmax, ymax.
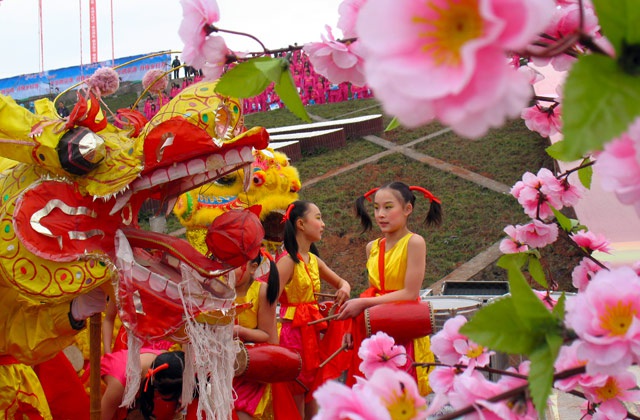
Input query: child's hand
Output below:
<box><xmin>337</xmin><ymin>298</ymin><xmax>367</xmax><ymax>320</ymax></box>
<box><xmin>335</xmin><ymin>282</ymin><xmax>351</xmax><ymax>306</ymax></box>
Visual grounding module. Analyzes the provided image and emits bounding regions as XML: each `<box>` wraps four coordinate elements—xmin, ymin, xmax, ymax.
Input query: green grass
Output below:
<box><xmin>295</xmin><ymin>139</ymin><xmax>385</xmax><ymax>181</ymax></box>
<box><xmin>412</xmin><ymin>118</ymin><xmax>556</xmax><ymax>186</ymax></box>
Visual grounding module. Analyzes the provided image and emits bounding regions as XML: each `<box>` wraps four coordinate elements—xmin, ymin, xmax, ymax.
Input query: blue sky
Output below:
<box><xmin>0</xmin><ymin>0</ymin><xmax>343</xmax><ymax>78</ymax></box>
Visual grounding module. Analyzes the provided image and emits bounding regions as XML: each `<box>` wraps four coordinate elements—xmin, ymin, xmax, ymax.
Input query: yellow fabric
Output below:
<box><xmin>0</xmin><ymin>286</ymin><xmax>78</xmax><ymax>365</ymax></box>
<box><xmin>0</xmin><ymin>363</ymin><xmax>52</xmax><ymax>419</ymax></box>
<box><xmin>236</xmin><ymin>280</ymin><xmax>261</xmax><ymax>330</ymax></box>
<box><xmin>281</xmin><ymin>253</ymin><xmax>320</xmax><ymax>321</ymax></box>
<box><xmin>366</xmin><ymin>233</ymin><xmax>412</xmax><ymax>292</ymax></box>
<box><xmin>365</xmin><ymin>233</ymin><xmax>434</xmax><ymax>395</ymax></box>
<box><xmin>252</xmin><ymin>384</ymin><xmax>273</xmax><ymax>419</ymax></box>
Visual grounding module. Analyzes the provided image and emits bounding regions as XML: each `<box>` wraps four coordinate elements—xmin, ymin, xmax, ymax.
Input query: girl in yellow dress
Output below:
<box><xmin>276</xmin><ymin>200</ymin><xmax>351</xmax><ymax>419</ymax></box>
<box><xmin>337</xmin><ymin>181</ymin><xmax>442</xmax><ymax>395</ymax></box>
<box><xmin>233</xmin><ymin>251</ymin><xmax>280</xmax><ymax>419</ymax></box>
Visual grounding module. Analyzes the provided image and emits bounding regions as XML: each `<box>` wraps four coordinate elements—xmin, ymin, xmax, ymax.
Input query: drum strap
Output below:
<box><xmin>378</xmin><ymin>239</ymin><xmax>386</xmax><ymax>292</ymax></box>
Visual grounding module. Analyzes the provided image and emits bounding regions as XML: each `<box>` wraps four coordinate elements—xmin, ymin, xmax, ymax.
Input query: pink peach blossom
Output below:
<box><xmin>571</xmin><ymin>231</ymin><xmax>611</xmax><ymax>254</ymax></box>
<box><xmin>565</xmin><ymin>266</ymin><xmax>640</xmax><ymax>375</ymax></box>
<box><xmin>337</xmin><ymin>0</ymin><xmax>367</xmax><ymax>38</ymax></box>
<box><xmin>478</xmin><ymin>361</ymin><xmax>537</xmax><ymax>419</ymax></box>
<box><xmin>558</xmin><ymin>177</ymin><xmax>584</xmax><ymax>207</ymax></box>
<box><xmin>594</xmin><ymin>118</ymin><xmax>640</xmax><ymax>217</ymax></box>
<box><xmin>313</xmin><ymin>379</ymin><xmax>390</xmax><ymax>420</ymax></box>
<box><xmin>532</xmin><ymin>2</ymin><xmax>600</xmax><ymax>71</ymax></box>
<box><xmin>571</xmin><ymin>257</ymin><xmax>606</xmax><ymax>292</ymax></box>
<box><xmin>354</xmin><ymin>0</ymin><xmax>555</xmax><ymax>138</ymax></box>
<box><xmin>179</xmin><ymin>0</ymin><xmax>229</xmax><ymax>72</ymax></box>
<box><xmin>511</xmin><ymin>168</ymin><xmax>564</xmax><ymax>220</ymax></box>
<box><xmin>499</xmin><ymin>225</ymin><xmax>529</xmax><ymax>254</ymax></box>
<box><xmin>358</xmin><ymin>331</ymin><xmax>408</xmax><ymax>378</ymax></box>
<box><xmin>448</xmin><ymin>369</ymin><xmax>504</xmax><ymax>419</ymax></box>
<box><xmin>554</xmin><ymin>341</ymin><xmax>608</xmax><ymax>392</ymax></box>
<box><xmin>518</xmin><ymin>220</ymin><xmax>558</xmax><ymax>249</ymax></box>
<box><xmin>582</xmin><ymin>372</ymin><xmax>640</xmax><ymax>420</ymax></box>
<box><xmin>362</xmin><ymin>368</ymin><xmax>427</xmax><ymax>420</ymax></box>
<box><xmin>521</xmin><ymin>103</ymin><xmax>562</xmax><ymax>138</ymax></box>
<box><xmin>426</xmin><ymin>367</ymin><xmax>485</xmax><ymax>417</ymax></box>
<box><xmin>304</xmin><ymin>26</ymin><xmax>366</xmax><ymax>87</ymax></box>
<box><xmin>431</xmin><ymin>315</ymin><xmax>492</xmax><ymax>368</ymax></box>
<box><xmin>532</xmin><ymin>289</ymin><xmax>559</xmax><ymax>311</ymax></box>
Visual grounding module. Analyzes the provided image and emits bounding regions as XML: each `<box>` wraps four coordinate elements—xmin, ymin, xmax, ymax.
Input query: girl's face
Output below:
<box><xmin>234</xmin><ymin>261</ymin><xmax>258</xmax><ymax>288</ymax></box>
<box><xmin>373</xmin><ymin>189</ymin><xmax>412</xmax><ymax>234</ymax></box>
<box><xmin>297</xmin><ymin>203</ymin><xmax>325</xmax><ymax>242</ymax></box>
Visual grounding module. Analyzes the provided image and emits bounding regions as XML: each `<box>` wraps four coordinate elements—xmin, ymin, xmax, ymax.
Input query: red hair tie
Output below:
<box><xmin>409</xmin><ymin>186</ymin><xmax>441</xmax><ymax>204</ymax></box>
<box><xmin>363</xmin><ymin>187</ymin><xmax>379</xmax><ymax>202</ymax></box>
<box><xmin>260</xmin><ymin>247</ymin><xmax>274</xmax><ymax>262</ymax></box>
<box><xmin>143</xmin><ymin>363</ymin><xmax>169</xmax><ymax>392</ymax></box>
<box><xmin>282</xmin><ymin>203</ymin><xmax>294</xmax><ymax>223</ymax></box>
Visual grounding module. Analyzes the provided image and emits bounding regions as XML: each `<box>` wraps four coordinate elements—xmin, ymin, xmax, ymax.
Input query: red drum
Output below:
<box><xmin>318</xmin><ymin>300</ymin><xmax>336</xmax><ymax>318</ymax></box>
<box><xmin>235</xmin><ymin>343</ymin><xmax>302</xmax><ymax>383</ymax></box>
<box><xmin>364</xmin><ymin>300</ymin><xmax>433</xmax><ymax>342</ymax></box>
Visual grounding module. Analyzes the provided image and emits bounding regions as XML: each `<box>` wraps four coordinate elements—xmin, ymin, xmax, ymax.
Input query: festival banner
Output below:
<box><xmin>0</xmin><ymin>51</ymin><xmax>171</xmax><ymax>101</ymax></box>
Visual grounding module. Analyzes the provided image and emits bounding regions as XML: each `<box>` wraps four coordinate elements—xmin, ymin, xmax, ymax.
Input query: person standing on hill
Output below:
<box><xmin>171</xmin><ymin>56</ymin><xmax>181</xmax><ymax>80</ymax></box>
<box><xmin>337</xmin><ymin>181</ymin><xmax>443</xmax><ymax>396</ymax></box>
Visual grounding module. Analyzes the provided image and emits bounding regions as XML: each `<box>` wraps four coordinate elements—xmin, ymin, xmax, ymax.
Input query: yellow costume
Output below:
<box><xmin>278</xmin><ymin>253</ymin><xmax>325</xmax><ymax>394</ymax></box>
<box><xmin>234</xmin><ymin>281</ymin><xmax>273</xmax><ymax>418</ymax></box>
<box><xmin>349</xmin><ymin>233</ymin><xmax>434</xmax><ymax>395</ymax></box>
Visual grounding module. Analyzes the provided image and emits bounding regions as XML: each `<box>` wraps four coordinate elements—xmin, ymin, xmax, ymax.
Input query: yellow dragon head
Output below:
<box><xmin>173</xmin><ymin>147</ymin><xmax>301</xmax><ymax>255</ymax></box>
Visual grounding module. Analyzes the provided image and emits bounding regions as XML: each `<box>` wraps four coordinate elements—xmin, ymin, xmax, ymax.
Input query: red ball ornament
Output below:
<box><xmin>205</xmin><ymin>207</ymin><xmax>264</xmax><ymax>267</ymax></box>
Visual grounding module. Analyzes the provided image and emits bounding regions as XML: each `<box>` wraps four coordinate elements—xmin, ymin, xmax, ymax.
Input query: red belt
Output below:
<box><xmin>0</xmin><ymin>355</ymin><xmax>19</xmax><ymax>365</ymax></box>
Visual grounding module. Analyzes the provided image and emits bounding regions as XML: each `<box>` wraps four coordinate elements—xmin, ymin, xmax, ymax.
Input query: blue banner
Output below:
<box><xmin>0</xmin><ymin>51</ymin><xmax>171</xmax><ymax>101</ymax></box>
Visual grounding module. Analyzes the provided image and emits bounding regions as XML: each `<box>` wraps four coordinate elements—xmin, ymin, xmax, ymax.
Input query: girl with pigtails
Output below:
<box><xmin>337</xmin><ymin>181</ymin><xmax>443</xmax><ymax>396</ymax></box>
<box><xmin>276</xmin><ymin>200</ymin><xmax>351</xmax><ymax>419</ymax></box>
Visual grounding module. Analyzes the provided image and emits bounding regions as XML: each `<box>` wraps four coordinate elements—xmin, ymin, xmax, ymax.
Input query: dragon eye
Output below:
<box><xmin>253</xmin><ymin>172</ymin><xmax>266</xmax><ymax>187</ymax></box>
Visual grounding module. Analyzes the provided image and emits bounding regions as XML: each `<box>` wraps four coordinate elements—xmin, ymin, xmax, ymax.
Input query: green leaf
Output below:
<box><xmin>563</xmin><ymin>54</ymin><xmax>640</xmax><ymax>159</ymax></box>
<box><xmin>459</xmin><ymin>297</ymin><xmax>538</xmax><ymax>354</ymax></box>
<box><xmin>215</xmin><ymin>60</ymin><xmax>270</xmax><ymax>98</ymax></box>
<box><xmin>551</xmin><ymin>207</ymin><xmax>572</xmax><ymax>232</ymax></box>
<box><xmin>385</xmin><ymin>117</ymin><xmax>400</xmax><ymax>132</ymax></box>
<box><xmin>508</xmin><ymin>262</ymin><xmax>556</xmax><ymax>330</ymax></box>
<box><xmin>497</xmin><ymin>253</ymin><xmax>528</xmax><ymax>271</ymax></box>
<box><xmin>274</xmin><ymin>69</ymin><xmax>311</xmax><ymax>123</ymax></box>
<box><xmin>251</xmin><ymin>57</ymin><xmax>285</xmax><ymax>83</ymax></box>
<box><xmin>528</xmin><ymin>333</ymin><xmax>563</xmax><ymax>418</ymax></box>
<box><xmin>592</xmin><ymin>0</ymin><xmax>640</xmax><ymax>54</ymax></box>
<box><xmin>545</xmin><ymin>141</ymin><xmax>577</xmax><ymax>162</ymax></box>
<box><xmin>528</xmin><ymin>255</ymin><xmax>547</xmax><ymax>289</ymax></box>
<box><xmin>551</xmin><ymin>292</ymin><xmax>566</xmax><ymax>321</ymax></box>
<box><xmin>577</xmin><ymin>158</ymin><xmax>593</xmax><ymax>189</ymax></box>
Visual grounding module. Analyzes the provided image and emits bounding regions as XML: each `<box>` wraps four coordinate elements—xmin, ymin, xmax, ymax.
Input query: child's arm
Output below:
<box><xmin>316</xmin><ymin>257</ymin><xmax>351</xmax><ymax>305</ymax></box>
<box><xmin>276</xmin><ymin>254</ymin><xmax>295</xmax><ymax>298</ymax></box>
<box><xmin>234</xmin><ymin>283</ymin><xmax>278</xmax><ymax>344</ymax></box>
<box><xmin>338</xmin><ymin>235</ymin><xmax>426</xmax><ymax>319</ymax></box>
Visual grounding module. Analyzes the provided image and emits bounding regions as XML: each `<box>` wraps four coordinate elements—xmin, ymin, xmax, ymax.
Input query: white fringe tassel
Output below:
<box><xmin>120</xmin><ymin>332</ymin><xmax>143</xmax><ymax>408</ymax></box>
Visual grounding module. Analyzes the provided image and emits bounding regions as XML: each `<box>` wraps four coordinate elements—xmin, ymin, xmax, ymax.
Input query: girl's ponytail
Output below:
<box><xmin>409</xmin><ymin>185</ymin><xmax>443</xmax><ymax>227</ymax></box>
<box><xmin>355</xmin><ymin>188</ymin><xmax>378</xmax><ymax>232</ymax></box>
